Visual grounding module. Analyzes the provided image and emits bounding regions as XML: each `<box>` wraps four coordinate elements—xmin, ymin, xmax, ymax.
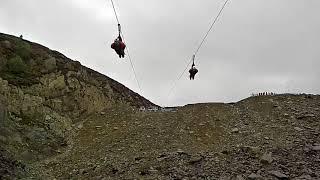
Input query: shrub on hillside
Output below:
<box><xmin>15</xmin><ymin>40</ymin><xmax>31</xmax><ymax>60</ymax></box>
<box><xmin>7</xmin><ymin>55</ymin><xmax>28</xmax><ymax>74</ymax></box>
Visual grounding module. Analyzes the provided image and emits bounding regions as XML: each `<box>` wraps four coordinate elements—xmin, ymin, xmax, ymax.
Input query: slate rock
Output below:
<box><xmin>269</xmin><ymin>170</ymin><xmax>288</xmax><ymax>179</ymax></box>
<box><xmin>260</xmin><ymin>152</ymin><xmax>273</xmax><ymax>164</ymax></box>
<box><xmin>236</xmin><ymin>175</ymin><xmax>245</xmax><ymax>180</ymax></box>
<box><xmin>248</xmin><ymin>173</ymin><xmax>263</xmax><ymax>179</ymax></box>
<box><xmin>293</xmin><ymin>175</ymin><xmax>312</xmax><ymax>180</ymax></box>
<box><xmin>294</xmin><ymin>127</ymin><xmax>303</xmax><ymax>132</ymax></box>
<box><xmin>311</xmin><ymin>146</ymin><xmax>320</xmax><ymax>151</ymax></box>
<box><xmin>232</xmin><ymin>128</ymin><xmax>239</xmax><ymax>133</ymax></box>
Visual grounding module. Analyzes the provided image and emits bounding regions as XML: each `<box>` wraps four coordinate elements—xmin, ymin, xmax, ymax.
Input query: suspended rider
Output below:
<box><xmin>189</xmin><ymin>65</ymin><xmax>198</xmax><ymax>80</ymax></box>
<box><xmin>111</xmin><ymin>24</ymin><xmax>126</xmax><ymax>58</ymax></box>
<box><xmin>189</xmin><ymin>55</ymin><xmax>198</xmax><ymax>80</ymax></box>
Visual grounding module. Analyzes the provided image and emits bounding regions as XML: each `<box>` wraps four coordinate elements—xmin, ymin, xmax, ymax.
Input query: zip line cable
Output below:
<box><xmin>110</xmin><ymin>0</ymin><xmax>120</xmax><ymax>24</ymax></box>
<box><xmin>167</xmin><ymin>58</ymin><xmax>193</xmax><ymax>101</ymax></box>
<box><xmin>124</xmin><ymin>44</ymin><xmax>143</xmax><ymax>94</ymax></box>
<box><xmin>110</xmin><ymin>0</ymin><xmax>229</xmax><ymax>101</ymax></box>
<box><xmin>167</xmin><ymin>0</ymin><xmax>230</xmax><ymax>99</ymax></box>
<box><xmin>119</xmin><ymin>30</ymin><xmax>143</xmax><ymax>94</ymax></box>
<box><xmin>194</xmin><ymin>0</ymin><xmax>230</xmax><ymax>56</ymax></box>
<box><xmin>110</xmin><ymin>0</ymin><xmax>143</xmax><ymax>94</ymax></box>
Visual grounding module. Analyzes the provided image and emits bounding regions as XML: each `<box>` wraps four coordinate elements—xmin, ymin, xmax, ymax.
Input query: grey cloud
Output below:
<box><xmin>1</xmin><ymin>0</ymin><xmax>319</xmax><ymax>106</ymax></box>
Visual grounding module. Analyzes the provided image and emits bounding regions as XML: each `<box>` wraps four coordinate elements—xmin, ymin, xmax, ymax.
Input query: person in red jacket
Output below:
<box><xmin>111</xmin><ymin>36</ymin><xmax>126</xmax><ymax>58</ymax></box>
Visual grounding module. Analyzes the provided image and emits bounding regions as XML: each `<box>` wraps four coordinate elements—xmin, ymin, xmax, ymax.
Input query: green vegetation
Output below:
<box><xmin>1</xmin><ymin>55</ymin><xmax>38</xmax><ymax>86</ymax></box>
<box><xmin>0</xmin><ymin>37</ymin><xmax>40</xmax><ymax>86</ymax></box>
<box><xmin>20</xmin><ymin>110</ymin><xmax>44</xmax><ymax>127</ymax></box>
<box><xmin>7</xmin><ymin>56</ymin><xmax>27</xmax><ymax>74</ymax></box>
<box><xmin>14</xmin><ymin>40</ymin><xmax>31</xmax><ymax>60</ymax></box>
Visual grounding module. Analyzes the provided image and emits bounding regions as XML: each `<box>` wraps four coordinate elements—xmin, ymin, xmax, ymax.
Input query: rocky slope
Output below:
<box><xmin>0</xmin><ymin>33</ymin><xmax>155</xmax><ymax>179</ymax></box>
<box><xmin>0</xmin><ymin>33</ymin><xmax>319</xmax><ymax>179</ymax></box>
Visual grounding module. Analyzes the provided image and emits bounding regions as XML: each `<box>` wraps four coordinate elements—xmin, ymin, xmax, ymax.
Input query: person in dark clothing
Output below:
<box><xmin>189</xmin><ymin>64</ymin><xmax>198</xmax><ymax>80</ymax></box>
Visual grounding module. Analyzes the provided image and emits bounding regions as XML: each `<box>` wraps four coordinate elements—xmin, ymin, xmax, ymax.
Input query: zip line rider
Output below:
<box><xmin>189</xmin><ymin>55</ymin><xmax>198</xmax><ymax>80</ymax></box>
<box><xmin>111</xmin><ymin>24</ymin><xmax>126</xmax><ymax>58</ymax></box>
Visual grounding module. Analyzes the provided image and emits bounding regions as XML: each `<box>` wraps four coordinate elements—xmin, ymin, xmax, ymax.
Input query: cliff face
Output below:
<box><xmin>0</xmin><ymin>33</ymin><xmax>156</xmax><ymax>178</ymax></box>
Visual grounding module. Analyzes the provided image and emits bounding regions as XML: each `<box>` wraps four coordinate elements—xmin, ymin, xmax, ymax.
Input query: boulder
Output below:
<box><xmin>260</xmin><ymin>152</ymin><xmax>273</xmax><ymax>164</ymax></box>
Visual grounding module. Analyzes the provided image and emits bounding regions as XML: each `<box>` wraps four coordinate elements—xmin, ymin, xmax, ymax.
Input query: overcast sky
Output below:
<box><xmin>0</xmin><ymin>0</ymin><xmax>319</xmax><ymax>106</ymax></box>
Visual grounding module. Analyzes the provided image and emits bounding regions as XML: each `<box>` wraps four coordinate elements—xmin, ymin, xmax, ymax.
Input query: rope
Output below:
<box><xmin>110</xmin><ymin>0</ymin><xmax>143</xmax><ymax>94</ymax></box>
<box><xmin>167</xmin><ymin>0</ymin><xmax>230</xmax><ymax>99</ymax></box>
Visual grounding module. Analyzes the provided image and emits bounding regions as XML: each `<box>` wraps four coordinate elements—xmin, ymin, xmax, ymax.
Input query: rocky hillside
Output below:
<box><xmin>0</xmin><ymin>33</ymin><xmax>319</xmax><ymax>179</ymax></box>
<box><xmin>0</xmin><ymin>33</ymin><xmax>155</xmax><ymax>178</ymax></box>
